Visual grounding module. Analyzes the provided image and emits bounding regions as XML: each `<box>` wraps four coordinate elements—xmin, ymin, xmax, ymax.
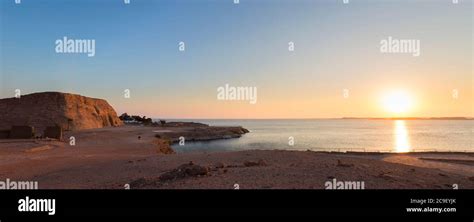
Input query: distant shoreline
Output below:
<box><xmin>155</xmin><ymin>117</ymin><xmax>474</xmax><ymax>121</ymax></box>
<box><xmin>341</xmin><ymin>117</ymin><xmax>474</xmax><ymax>120</ymax></box>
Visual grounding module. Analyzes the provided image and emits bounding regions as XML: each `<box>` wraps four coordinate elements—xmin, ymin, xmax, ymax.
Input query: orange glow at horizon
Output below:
<box><xmin>110</xmin><ymin>85</ymin><xmax>472</xmax><ymax>119</ymax></box>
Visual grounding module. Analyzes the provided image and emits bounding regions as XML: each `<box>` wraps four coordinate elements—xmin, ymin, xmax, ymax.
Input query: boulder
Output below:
<box><xmin>159</xmin><ymin>162</ymin><xmax>209</xmax><ymax>181</ymax></box>
<box><xmin>153</xmin><ymin>139</ymin><xmax>175</xmax><ymax>154</ymax></box>
<box><xmin>336</xmin><ymin>159</ymin><xmax>354</xmax><ymax>167</ymax></box>
<box><xmin>243</xmin><ymin>159</ymin><xmax>268</xmax><ymax>167</ymax></box>
<box><xmin>213</xmin><ymin>162</ymin><xmax>226</xmax><ymax>169</ymax></box>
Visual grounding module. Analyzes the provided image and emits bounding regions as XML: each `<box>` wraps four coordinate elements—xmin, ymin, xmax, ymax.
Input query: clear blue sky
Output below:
<box><xmin>1</xmin><ymin>0</ymin><xmax>472</xmax><ymax>118</ymax></box>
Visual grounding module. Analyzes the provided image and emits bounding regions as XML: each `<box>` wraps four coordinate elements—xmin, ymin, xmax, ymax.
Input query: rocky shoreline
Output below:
<box><xmin>151</xmin><ymin>124</ymin><xmax>249</xmax><ymax>154</ymax></box>
<box><xmin>155</xmin><ymin>125</ymin><xmax>249</xmax><ymax>143</ymax></box>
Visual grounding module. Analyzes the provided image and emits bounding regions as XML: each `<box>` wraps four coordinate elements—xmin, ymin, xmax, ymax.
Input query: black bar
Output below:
<box><xmin>0</xmin><ymin>190</ymin><xmax>472</xmax><ymax>219</ymax></box>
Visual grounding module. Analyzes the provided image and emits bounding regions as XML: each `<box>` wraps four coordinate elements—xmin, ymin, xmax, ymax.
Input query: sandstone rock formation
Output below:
<box><xmin>0</xmin><ymin>92</ymin><xmax>123</xmax><ymax>132</ymax></box>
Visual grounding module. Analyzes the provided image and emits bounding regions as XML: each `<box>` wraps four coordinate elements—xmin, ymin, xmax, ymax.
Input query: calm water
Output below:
<box><xmin>169</xmin><ymin>119</ymin><xmax>473</xmax><ymax>153</ymax></box>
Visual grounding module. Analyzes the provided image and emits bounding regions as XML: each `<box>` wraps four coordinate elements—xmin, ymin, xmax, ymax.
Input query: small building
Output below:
<box><xmin>10</xmin><ymin>126</ymin><xmax>35</xmax><ymax>139</ymax></box>
<box><xmin>0</xmin><ymin>130</ymin><xmax>10</xmax><ymax>139</ymax></box>
<box><xmin>44</xmin><ymin>126</ymin><xmax>62</xmax><ymax>140</ymax></box>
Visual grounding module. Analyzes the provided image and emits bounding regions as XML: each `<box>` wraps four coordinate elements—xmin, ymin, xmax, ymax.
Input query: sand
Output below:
<box><xmin>0</xmin><ymin>125</ymin><xmax>472</xmax><ymax>189</ymax></box>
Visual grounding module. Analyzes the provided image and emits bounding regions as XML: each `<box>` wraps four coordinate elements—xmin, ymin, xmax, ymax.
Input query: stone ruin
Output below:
<box><xmin>0</xmin><ymin>125</ymin><xmax>63</xmax><ymax>140</ymax></box>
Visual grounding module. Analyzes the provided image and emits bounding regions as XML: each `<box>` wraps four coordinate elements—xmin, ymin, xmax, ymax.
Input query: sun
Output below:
<box><xmin>381</xmin><ymin>90</ymin><xmax>413</xmax><ymax>114</ymax></box>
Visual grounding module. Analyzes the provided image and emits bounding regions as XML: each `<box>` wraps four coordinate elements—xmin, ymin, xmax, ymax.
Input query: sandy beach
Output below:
<box><xmin>0</xmin><ymin>125</ymin><xmax>472</xmax><ymax>189</ymax></box>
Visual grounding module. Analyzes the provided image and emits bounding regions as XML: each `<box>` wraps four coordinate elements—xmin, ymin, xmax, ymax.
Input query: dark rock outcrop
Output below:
<box><xmin>159</xmin><ymin>162</ymin><xmax>210</xmax><ymax>181</ymax></box>
<box><xmin>163</xmin><ymin>122</ymin><xmax>209</xmax><ymax>127</ymax></box>
<box><xmin>243</xmin><ymin>159</ymin><xmax>268</xmax><ymax>167</ymax></box>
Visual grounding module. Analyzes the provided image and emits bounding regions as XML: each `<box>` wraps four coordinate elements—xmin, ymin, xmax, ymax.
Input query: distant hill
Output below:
<box><xmin>0</xmin><ymin>92</ymin><xmax>123</xmax><ymax>132</ymax></box>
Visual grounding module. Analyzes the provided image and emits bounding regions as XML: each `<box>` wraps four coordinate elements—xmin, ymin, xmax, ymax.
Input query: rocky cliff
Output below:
<box><xmin>0</xmin><ymin>92</ymin><xmax>123</xmax><ymax>132</ymax></box>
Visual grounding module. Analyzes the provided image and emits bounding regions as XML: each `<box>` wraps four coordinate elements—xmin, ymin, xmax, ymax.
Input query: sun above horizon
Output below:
<box><xmin>381</xmin><ymin>90</ymin><xmax>413</xmax><ymax>114</ymax></box>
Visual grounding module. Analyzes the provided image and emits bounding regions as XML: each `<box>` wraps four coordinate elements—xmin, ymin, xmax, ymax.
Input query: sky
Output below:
<box><xmin>0</xmin><ymin>0</ymin><xmax>472</xmax><ymax>119</ymax></box>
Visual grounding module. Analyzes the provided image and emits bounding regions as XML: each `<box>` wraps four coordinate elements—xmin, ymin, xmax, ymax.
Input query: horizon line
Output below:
<box><xmin>149</xmin><ymin>117</ymin><xmax>474</xmax><ymax>120</ymax></box>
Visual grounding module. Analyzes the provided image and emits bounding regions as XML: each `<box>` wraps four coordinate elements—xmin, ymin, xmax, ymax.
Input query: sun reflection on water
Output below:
<box><xmin>394</xmin><ymin>120</ymin><xmax>411</xmax><ymax>153</ymax></box>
